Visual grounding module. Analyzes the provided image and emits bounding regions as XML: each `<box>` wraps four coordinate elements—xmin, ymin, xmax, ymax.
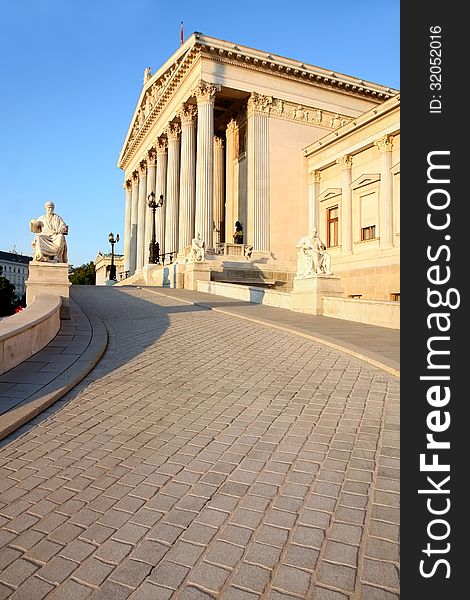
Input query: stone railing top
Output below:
<box><xmin>0</xmin><ymin>295</ymin><xmax>62</xmax><ymax>341</ymax></box>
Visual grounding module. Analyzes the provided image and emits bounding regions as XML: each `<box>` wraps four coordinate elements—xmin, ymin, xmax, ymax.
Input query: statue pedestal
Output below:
<box><xmin>26</xmin><ymin>262</ymin><xmax>71</xmax><ymax>319</ymax></box>
<box><xmin>292</xmin><ymin>275</ymin><xmax>343</xmax><ymax>315</ymax></box>
<box><xmin>184</xmin><ymin>261</ymin><xmax>210</xmax><ymax>291</ymax></box>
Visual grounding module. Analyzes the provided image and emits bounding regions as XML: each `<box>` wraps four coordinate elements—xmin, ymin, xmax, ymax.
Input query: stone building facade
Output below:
<box><xmin>118</xmin><ymin>33</ymin><xmax>399</xmax><ymax>304</ymax></box>
<box><xmin>304</xmin><ymin>95</ymin><xmax>400</xmax><ymax>300</ymax></box>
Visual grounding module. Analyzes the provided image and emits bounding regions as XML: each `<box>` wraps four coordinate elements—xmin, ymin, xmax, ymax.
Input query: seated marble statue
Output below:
<box><xmin>191</xmin><ymin>232</ymin><xmax>205</xmax><ymax>261</ymax></box>
<box><xmin>296</xmin><ymin>228</ymin><xmax>332</xmax><ymax>277</ymax></box>
<box><xmin>30</xmin><ymin>201</ymin><xmax>68</xmax><ymax>263</ymax></box>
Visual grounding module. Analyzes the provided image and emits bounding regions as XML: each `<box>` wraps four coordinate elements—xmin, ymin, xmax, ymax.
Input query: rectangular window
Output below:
<box><xmin>361</xmin><ymin>225</ymin><xmax>376</xmax><ymax>240</ymax></box>
<box><xmin>327</xmin><ymin>206</ymin><xmax>339</xmax><ymax>247</ymax></box>
<box><xmin>360</xmin><ymin>191</ymin><xmax>378</xmax><ymax>240</ymax></box>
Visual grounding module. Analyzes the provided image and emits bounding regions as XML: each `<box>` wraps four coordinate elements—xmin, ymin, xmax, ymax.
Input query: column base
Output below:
<box><xmin>292</xmin><ymin>275</ymin><xmax>343</xmax><ymax>315</ymax></box>
<box><xmin>26</xmin><ymin>262</ymin><xmax>71</xmax><ymax>319</ymax></box>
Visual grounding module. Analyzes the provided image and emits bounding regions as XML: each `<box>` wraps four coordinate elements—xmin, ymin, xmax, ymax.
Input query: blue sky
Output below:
<box><xmin>0</xmin><ymin>0</ymin><xmax>399</xmax><ymax>267</ymax></box>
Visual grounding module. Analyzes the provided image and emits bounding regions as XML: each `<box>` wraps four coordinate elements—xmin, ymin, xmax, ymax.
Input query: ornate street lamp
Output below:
<box><xmin>108</xmin><ymin>232</ymin><xmax>119</xmax><ymax>280</ymax></box>
<box><xmin>147</xmin><ymin>192</ymin><xmax>164</xmax><ymax>264</ymax></box>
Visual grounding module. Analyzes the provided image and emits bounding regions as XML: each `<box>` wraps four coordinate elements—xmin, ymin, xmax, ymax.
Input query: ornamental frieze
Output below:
<box><xmin>263</xmin><ymin>97</ymin><xmax>351</xmax><ymax>129</ymax></box>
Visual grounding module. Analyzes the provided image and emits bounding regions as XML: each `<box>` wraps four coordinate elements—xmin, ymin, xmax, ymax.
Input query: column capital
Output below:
<box><xmin>213</xmin><ymin>136</ymin><xmax>224</xmax><ymax>149</ymax></box>
<box><xmin>308</xmin><ymin>170</ymin><xmax>321</xmax><ymax>184</ymax></box>
<box><xmin>226</xmin><ymin>118</ymin><xmax>237</xmax><ymax>134</ymax></box>
<box><xmin>156</xmin><ymin>137</ymin><xmax>168</xmax><ymax>155</ymax></box>
<box><xmin>177</xmin><ymin>103</ymin><xmax>197</xmax><ymax>124</ymax></box>
<box><xmin>139</xmin><ymin>159</ymin><xmax>147</xmax><ymax>175</ymax></box>
<box><xmin>132</xmin><ymin>170</ymin><xmax>140</xmax><ymax>185</ymax></box>
<box><xmin>247</xmin><ymin>92</ymin><xmax>273</xmax><ymax>114</ymax></box>
<box><xmin>147</xmin><ymin>148</ymin><xmax>157</xmax><ymax>166</ymax></box>
<box><xmin>124</xmin><ymin>179</ymin><xmax>132</xmax><ymax>191</ymax></box>
<box><xmin>336</xmin><ymin>154</ymin><xmax>353</xmax><ymax>170</ymax></box>
<box><xmin>193</xmin><ymin>80</ymin><xmax>221</xmax><ymax>105</ymax></box>
<box><xmin>165</xmin><ymin>122</ymin><xmax>181</xmax><ymax>141</ymax></box>
<box><xmin>375</xmin><ymin>134</ymin><xmax>394</xmax><ymax>153</ymax></box>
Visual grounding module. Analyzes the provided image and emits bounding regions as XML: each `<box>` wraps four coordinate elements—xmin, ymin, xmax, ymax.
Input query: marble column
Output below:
<box><xmin>164</xmin><ymin>122</ymin><xmax>181</xmax><ymax>256</ymax></box>
<box><xmin>155</xmin><ymin>138</ymin><xmax>168</xmax><ymax>255</ymax></box>
<box><xmin>145</xmin><ymin>148</ymin><xmax>157</xmax><ymax>264</ymax></box>
<box><xmin>194</xmin><ymin>81</ymin><xmax>221</xmax><ymax>252</ymax></box>
<box><xmin>224</xmin><ymin>119</ymin><xmax>236</xmax><ymax>243</ymax></box>
<box><xmin>247</xmin><ymin>93</ymin><xmax>270</xmax><ymax>252</ymax></box>
<box><xmin>213</xmin><ymin>136</ymin><xmax>225</xmax><ymax>246</ymax></box>
<box><xmin>123</xmin><ymin>179</ymin><xmax>132</xmax><ymax>274</ymax></box>
<box><xmin>308</xmin><ymin>170</ymin><xmax>321</xmax><ymax>233</ymax></box>
<box><xmin>136</xmin><ymin>159</ymin><xmax>147</xmax><ymax>270</ymax></box>
<box><xmin>337</xmin><ymin>154</ymin><xmax>353</xmax><ymax>254</ymax></box>
<box><xmin>177</xmin><ymin>103</ymin><xmax>197</xmax><ymax>252</ymax></box>
<box><xmin>375</xmin><ymin>134</ymin><xmax>394</xmax><ymax>248</ymax></box>
<box><xmin>130</xmin><ymin>170</ymin><xmax>140</xmax><ymax>274</ymax></box>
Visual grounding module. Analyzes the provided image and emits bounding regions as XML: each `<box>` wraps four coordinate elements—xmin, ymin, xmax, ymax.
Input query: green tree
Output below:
<box><xmin>69</xmin><ymin>262</ymin><xmax>96</xmax><ymax>285</ymax></box>
<box><xmin>0</xmin><ymin>277</ymin><xmax>17</xmax><ymax>316</ymax></box>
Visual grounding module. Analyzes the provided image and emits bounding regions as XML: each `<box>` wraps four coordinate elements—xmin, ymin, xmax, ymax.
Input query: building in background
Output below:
<box><xmin>0</xmin><ymin>250</ymin><xmax>33</xmax><ymax>300</ymax></box>
<box><xmin>94</xmin><ymin>252</ymin><xmax>125</xmax><ymax>285</ymax></box>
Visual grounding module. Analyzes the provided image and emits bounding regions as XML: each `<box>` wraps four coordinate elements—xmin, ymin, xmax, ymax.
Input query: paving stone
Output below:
<box><xmin>165</xmin><ymin>540</ymin><xmax>206</xmax><ymax>567</ymax></box>
<box><xmin>323</xmin><ymin>541</ymin><xmax>358</xmax><ymax>567</ymax></box>
<box><xmin>49</xmin><ymin>522</ymin><xmax>86</xmax><ymax>545</ymax></box>
<box><xmin>35</xmin><ymin>555</ymin><xmax>78</xmax><ymax>584</ymax></box>
<box><xmin>231</xmin><ymin>562</ymin><xmax>272</xmax><ymax>594</ymax></box>
<box><xmin>283</xmin><ymin>544</ymin><xmax>319</xmax><ymax>570</ymax></box>
<box><xmin>0</xmin><ymin>557</ymin><xmax>38</xmax><ymax>587</ymax></box>
<box><xmin>112</xmin><ymin>523</ymin><xmax>149</xmax><ymax>545</ymax></box>
<box><xmin>73</xmin><ymin>556</ymin><xmax>115</xmax><ymax>586</ymax></box>
<box><xmin>9</xmin><ymin>576</ymin><xmax>54</xmax><ymax>599</ymax></box>
<box><xmin>26</xmin><ymin>538</ymin><xmax>63</xmax><ymax>563</ymax></box>
<box><xmin>181</xmin><ymin>523</ymin><xmax>217</xmax><ymax>545</ymax></box>
<box><xmin>59</xmin><ymin>539</ymin><xmax>96</xmax><ymax>562</ymax></box>
<box><xmin>109</xmin><ymin>558</ymin><xmax>152</xmax><ymax>588</ymax></box>
<box><xmin>361</xmin><ymin>584</ymin><xmax>400</xmax><ymax>599</ymax></box>
<box><xmin>363</xmin><ymin>559</ymin><xmax>400</xmax><ymax>589</ymax></box>
<box><xmin>0</xmin><ymin>547</ymin><xmax>22</xmax><ymax>570</ymax></box>
<box><xmin>128</xmin><ymin>582</ymin><xmax>173</xmax><ymax>599</ymax></box>
<box><xmin>148</xmin><ymin>560</ymin><xmax>189</xmax><ymax>589</ymax></box>
<box><xmin>365</xmin><ymin>537</ymin><xmax>400</xmax><ymax>562</ymax></box>
<box><xmin>94</xmin><ymin>539</ymin><xmax>133</xmax><ymax>564</ymax></box>
<box><xmin>91</xmin><ymin>580</ymin><xmax>133</xmax><ymax>600</ymax></box>
<box><xmin>178</xmin><ymin>586</ymin><xmax>214</xmax><ymax>600</ymax></box>
<box><xmin>47</xmin><ymin>579</ymin><xmax>93</xmax><ymax>599</ymax></box>
<box><xmin>272</xmin><ymin>564</ymin><xmax>312</xmax><ymax>596</ymax></box>
<box><xmin>317</xmin><ymin>561</ymin><xmax>356</xmax><ymax>592</ymax></box>
<box><xmin>187</xmin><ymin>561</ymin><xmax>231</xmax><ymax>592</ymax></box>
<box><xmin>221</xmin><ymin>586</ymin><xmax>260</xmax><ymax>600</ymax></box>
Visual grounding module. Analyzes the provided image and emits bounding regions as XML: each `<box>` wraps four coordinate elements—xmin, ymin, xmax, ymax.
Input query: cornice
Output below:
<box><xmin>118</xmin><ymin>33</ymin><xmax>398</xmax><ymax>171</ymax></box>
<box><xmin>198</xmin><ymin>39</ymin><xmax>396</xmax><ymax>100</ymax></box>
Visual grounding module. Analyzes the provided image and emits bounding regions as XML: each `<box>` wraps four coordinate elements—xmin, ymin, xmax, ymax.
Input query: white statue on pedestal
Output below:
<box><xmin>191</xmin><ymin>233</ymin><xmax>205</xmax><ymax>261</ymax></box>
<box><xmin>296</xmin><ymin>228</ymin><xmax>332</xmax><ymax>277</ymax></box>
<box><xmin>30</xmin><ymin>201</ymin><xmax>68</xmax><ymax>263</ymax></box>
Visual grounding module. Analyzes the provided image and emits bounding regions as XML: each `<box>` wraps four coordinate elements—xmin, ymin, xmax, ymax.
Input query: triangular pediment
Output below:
<box><xmin>350</xmin><ymin>173</ymin><xmax>380</xmax><ymax>190</ymax></box>
<box><xmin>318</xmin><ymin>188</ymin><xmax>341</xmax><ymax>202</ymax></box>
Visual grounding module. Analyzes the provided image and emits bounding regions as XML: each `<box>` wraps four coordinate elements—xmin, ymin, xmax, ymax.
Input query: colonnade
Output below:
<box><xmin>123</xmin><ymin>83</ymin><xmax>272</xmax><ymax>276</ymax></box>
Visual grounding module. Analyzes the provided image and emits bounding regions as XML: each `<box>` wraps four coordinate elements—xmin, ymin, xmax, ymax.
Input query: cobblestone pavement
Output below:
<box><xmin>0</xmin><ymin>286</ymin><xmax>400</xmax><ymax>599</ymax></box>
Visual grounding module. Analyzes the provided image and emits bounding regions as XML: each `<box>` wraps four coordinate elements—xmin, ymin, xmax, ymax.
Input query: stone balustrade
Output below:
<box><xmin>0</xmin><ymin>295</ymin><xmax>61</xmax><ymax>374</ymax></box>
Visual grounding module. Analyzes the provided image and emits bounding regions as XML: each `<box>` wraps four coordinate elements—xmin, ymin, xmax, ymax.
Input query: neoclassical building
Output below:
<box><xmin>118</xmin><ymin>33</ymin><xmax>399</xmax><ymax>319</ymax></box>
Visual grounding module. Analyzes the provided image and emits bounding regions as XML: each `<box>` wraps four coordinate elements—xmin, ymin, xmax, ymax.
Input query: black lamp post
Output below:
<box><xmin>147</xmin><ymin>192</ymin><xmax>164</xmax><ymax>263</ymax></box>
<box><xmin>108</xmin><ymin>232</ymin><xmax>119</xmax><ymax>280</ymax></box>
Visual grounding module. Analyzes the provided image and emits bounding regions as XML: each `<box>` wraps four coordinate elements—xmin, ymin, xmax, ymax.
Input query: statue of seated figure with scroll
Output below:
<box><xmin>30</xmin><ymin>201</ymin><xmax>69</xmax><ymax>263</ymax></box>
<box><xmin>296</xmin><ymin>228</ymin><xmax>332</xmax><ymax>277</ymax></box>
<box><xmin>190</xmin><ymin>232</ymin><xmax>205</xmax><ymax>261</ymax></box>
